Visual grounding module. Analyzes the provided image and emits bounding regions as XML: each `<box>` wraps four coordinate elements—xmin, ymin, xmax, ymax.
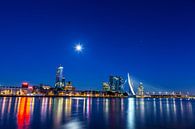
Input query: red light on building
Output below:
<box><xmin>28</xmin><ymin>86</ymin><xmax>33</xmax><ymax>90</ymax></box>
<box><xmin>22</xmin><ymin>82</ymin><xmax>29</xmax><ymax>88</ymax></box>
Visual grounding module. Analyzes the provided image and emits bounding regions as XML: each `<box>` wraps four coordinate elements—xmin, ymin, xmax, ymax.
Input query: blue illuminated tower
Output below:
<box><xmin>55</xmin><ymin>65</ymin><xmax>65</xmax><ymax>88</ymax></box>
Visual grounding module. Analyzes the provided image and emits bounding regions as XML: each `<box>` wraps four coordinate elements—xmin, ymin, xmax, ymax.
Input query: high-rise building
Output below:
<box><xmin>102</xmin><ymin>82</ymin><xmax>110</xmax><ymax>91</ymax></box>
<box><xmin>109</xmin><ymin>76</ymin><xmax>124</xmax><ymax>92</ymax></box>
<box><xmin>137</xmin><ymin>82</ymin><xmax>144</xmax><ymax>96</ymax></box>
<box><xmin>62</xmin><ymin>77</ymin><xmax>65</xmax><ymax>87</ymax></box>
<box><xmin>22</xmin><ymin>82</ymin><xmax>29</xmax><ymax>88</ymax></box>
<box><xmin>55</xmin><ymin>65</ymin><xmax>65</xmax><ymax>88</ymax></box>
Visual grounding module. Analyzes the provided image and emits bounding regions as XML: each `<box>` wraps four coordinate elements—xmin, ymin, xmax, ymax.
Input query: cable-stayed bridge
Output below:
<box><xmin>124</xmin><ymin>73</ymin><xmax>190</xmax><ymax>97</ymax></box>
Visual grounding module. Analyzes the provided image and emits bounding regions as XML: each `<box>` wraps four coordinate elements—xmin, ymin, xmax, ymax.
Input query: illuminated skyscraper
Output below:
<box><xmin>137</xmin><ymin>82</ymin><xmax>144</xmax><ymax>96</ymax></box>
<box><xmin>109</xmin><ymin>76</ymin><xmax>124</xmax><ymax>92</ymax></box>
<box><xmin>55</xmin><ymin>65</ymin><xmax>65</xmax><ymax>88</ymax></box>
<box><xmin>102</xmin><ymin>82</ymin><xmax>110</xmax><ymax>91</ymax></box>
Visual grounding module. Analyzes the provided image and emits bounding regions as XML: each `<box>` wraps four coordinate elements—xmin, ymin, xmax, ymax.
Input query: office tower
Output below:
<box><xmin>137</xmin><ymin>82</ymin><xmax>144</xmax><ymax>96</ymax></box>
<box><xmin>102</xmin><ymin>82</ymin><xmax>110</xmax><ymax>91</ymax></box>
<box><xmin>109</xmin><ymin>76</ymin><xmax>124</xmax><ymax>92</ymax></box>
<box><xmin>55</xmin><ymin>65</ymin><xmax>65</xmax><ymax>88</ymax></box>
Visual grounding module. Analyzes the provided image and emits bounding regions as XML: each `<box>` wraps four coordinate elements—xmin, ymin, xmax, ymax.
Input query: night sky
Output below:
<box><xmin>0</xmin><ymin>0</ymin><xmax>195</xmax><ymax>92</ymax></box>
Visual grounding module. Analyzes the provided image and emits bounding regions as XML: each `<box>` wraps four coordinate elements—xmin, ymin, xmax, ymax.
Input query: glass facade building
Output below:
<box><xmin>55</xmin><ymin>65</ymin><xmax>65</xmax><ymax>88</ymax></box>
<box><xmin>109</xmin><ymin>76</ymin><xmax>124</xmax><ymax>93</ymax></box>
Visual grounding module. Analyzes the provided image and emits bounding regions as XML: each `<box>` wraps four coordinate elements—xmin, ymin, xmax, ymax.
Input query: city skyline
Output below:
<box><xmin>0</xmin><ymin>64</ymin><xmax>192</xmax><ymax>94</ymax></box>
<box><xmin>0</xmin><ymin>0</ymin><xmax>195</xmax><ymax>93</ymax></box>
<box><xmin>1</xmin><ymin>1</ymin><xmax>195</xmax><ymax>129</ymax></box>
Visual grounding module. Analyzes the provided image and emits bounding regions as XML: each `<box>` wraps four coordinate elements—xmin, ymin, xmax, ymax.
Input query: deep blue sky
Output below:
<box><xmin>0</xmin><ymin>0</ymin><xmax>195</xmax><ymax>92</ymax></box>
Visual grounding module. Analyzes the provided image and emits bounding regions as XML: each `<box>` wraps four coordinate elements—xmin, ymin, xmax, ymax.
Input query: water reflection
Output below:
<box><xmin>137</xmin><ymin>98</ymin><xmax>145</xmax><ymax>126</ymax></box>
<box><xmin>1</xmin><ymin>97</ymin><xmax>6</xmax><ymax>119</ymax></box>
<box><xmin>153</xmin><ymin>98</ymin><xmax>157</xmax><ymax>120</ymax></box>
<box><xmin>103</xmin><ymin>98</ymin><xmax>109</xmax><ymax>125</ymax></box>
<box><xmin>86</xmin><ymin>98</ymin><xmax>91</xmax><ymax>119</ymax></box>
<box><xmin>61</xmin><ymin>119</ymin><xmax>84</xmax><ymax>129</ymax></box>
<box><xmin>41</xmin><ymin>98</ymin><xmax>48</xmax><ymax>122</ymax></box>
<box><xmin>186</xmin><ymin>101</ymin><xmax>193</xmax><ymax>120</ymax></box>
<box><xmin>127</xmin><ymin>98</ymin><xmax>135</xmax><ymax>129</ymax></box>
<box><xmin>0</xmin><ymin>97</ymin><xmax>194</xmax><ymax>129</ymax></box>
<box><xmin>166</xmin><ymin>98</ymin><xmax>170</xmax><ymax>122</ymax></box>
<box><xmin>53</xmin><ymin>98</ymin><xmax>64</xmax><ymax>128</ymax></box>
<box><xmin>64</xmin><ymin>97</ymin><xmax>72</xmax><ymax>118</ymax></box>
<box><xmin>172</xmin><ymin>98</ymin><xmax>177</xmax><ymax>122</ymax></box>
<box><xmin>17</xmin><ymin>97</ymin><xmax>34</xmax><ymax>129</ymax></box>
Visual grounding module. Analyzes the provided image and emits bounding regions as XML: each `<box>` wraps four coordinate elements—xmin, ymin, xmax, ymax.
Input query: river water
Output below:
<box><xmin>0</xmin><ymin>97</ymin><xmax>194</xmax><ymax>129</ymax></box>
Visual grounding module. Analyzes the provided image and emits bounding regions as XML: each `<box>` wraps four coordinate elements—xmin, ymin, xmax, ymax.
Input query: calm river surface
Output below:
<box><xmin>0</xmin><ymin>97</ymin><xmax>194</xmax><ymax>129</ymax></box>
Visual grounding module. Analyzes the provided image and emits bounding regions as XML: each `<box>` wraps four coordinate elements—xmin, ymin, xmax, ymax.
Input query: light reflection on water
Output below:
<box><xmin>0</xmin><ymin>97</ymin><xmax>194</xmax><ymax>129</ymax></box>
<box><xmin>127</xmin><ymin>98</ymin><xmax>135</xmax><ymax>129</ymax></box>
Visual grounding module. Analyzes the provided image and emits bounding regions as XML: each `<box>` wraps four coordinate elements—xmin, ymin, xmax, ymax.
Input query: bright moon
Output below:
<box><xmin>75</xmin><ymin>44</ymin><xmax>83</xmax><ymax>52</ymax></box>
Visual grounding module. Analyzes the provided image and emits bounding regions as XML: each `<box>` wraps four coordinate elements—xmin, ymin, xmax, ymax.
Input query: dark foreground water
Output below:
<box><xmin>0</xmin><ymin>97</ymin><xmax>194</xmax><ymax>129</ymax></box>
